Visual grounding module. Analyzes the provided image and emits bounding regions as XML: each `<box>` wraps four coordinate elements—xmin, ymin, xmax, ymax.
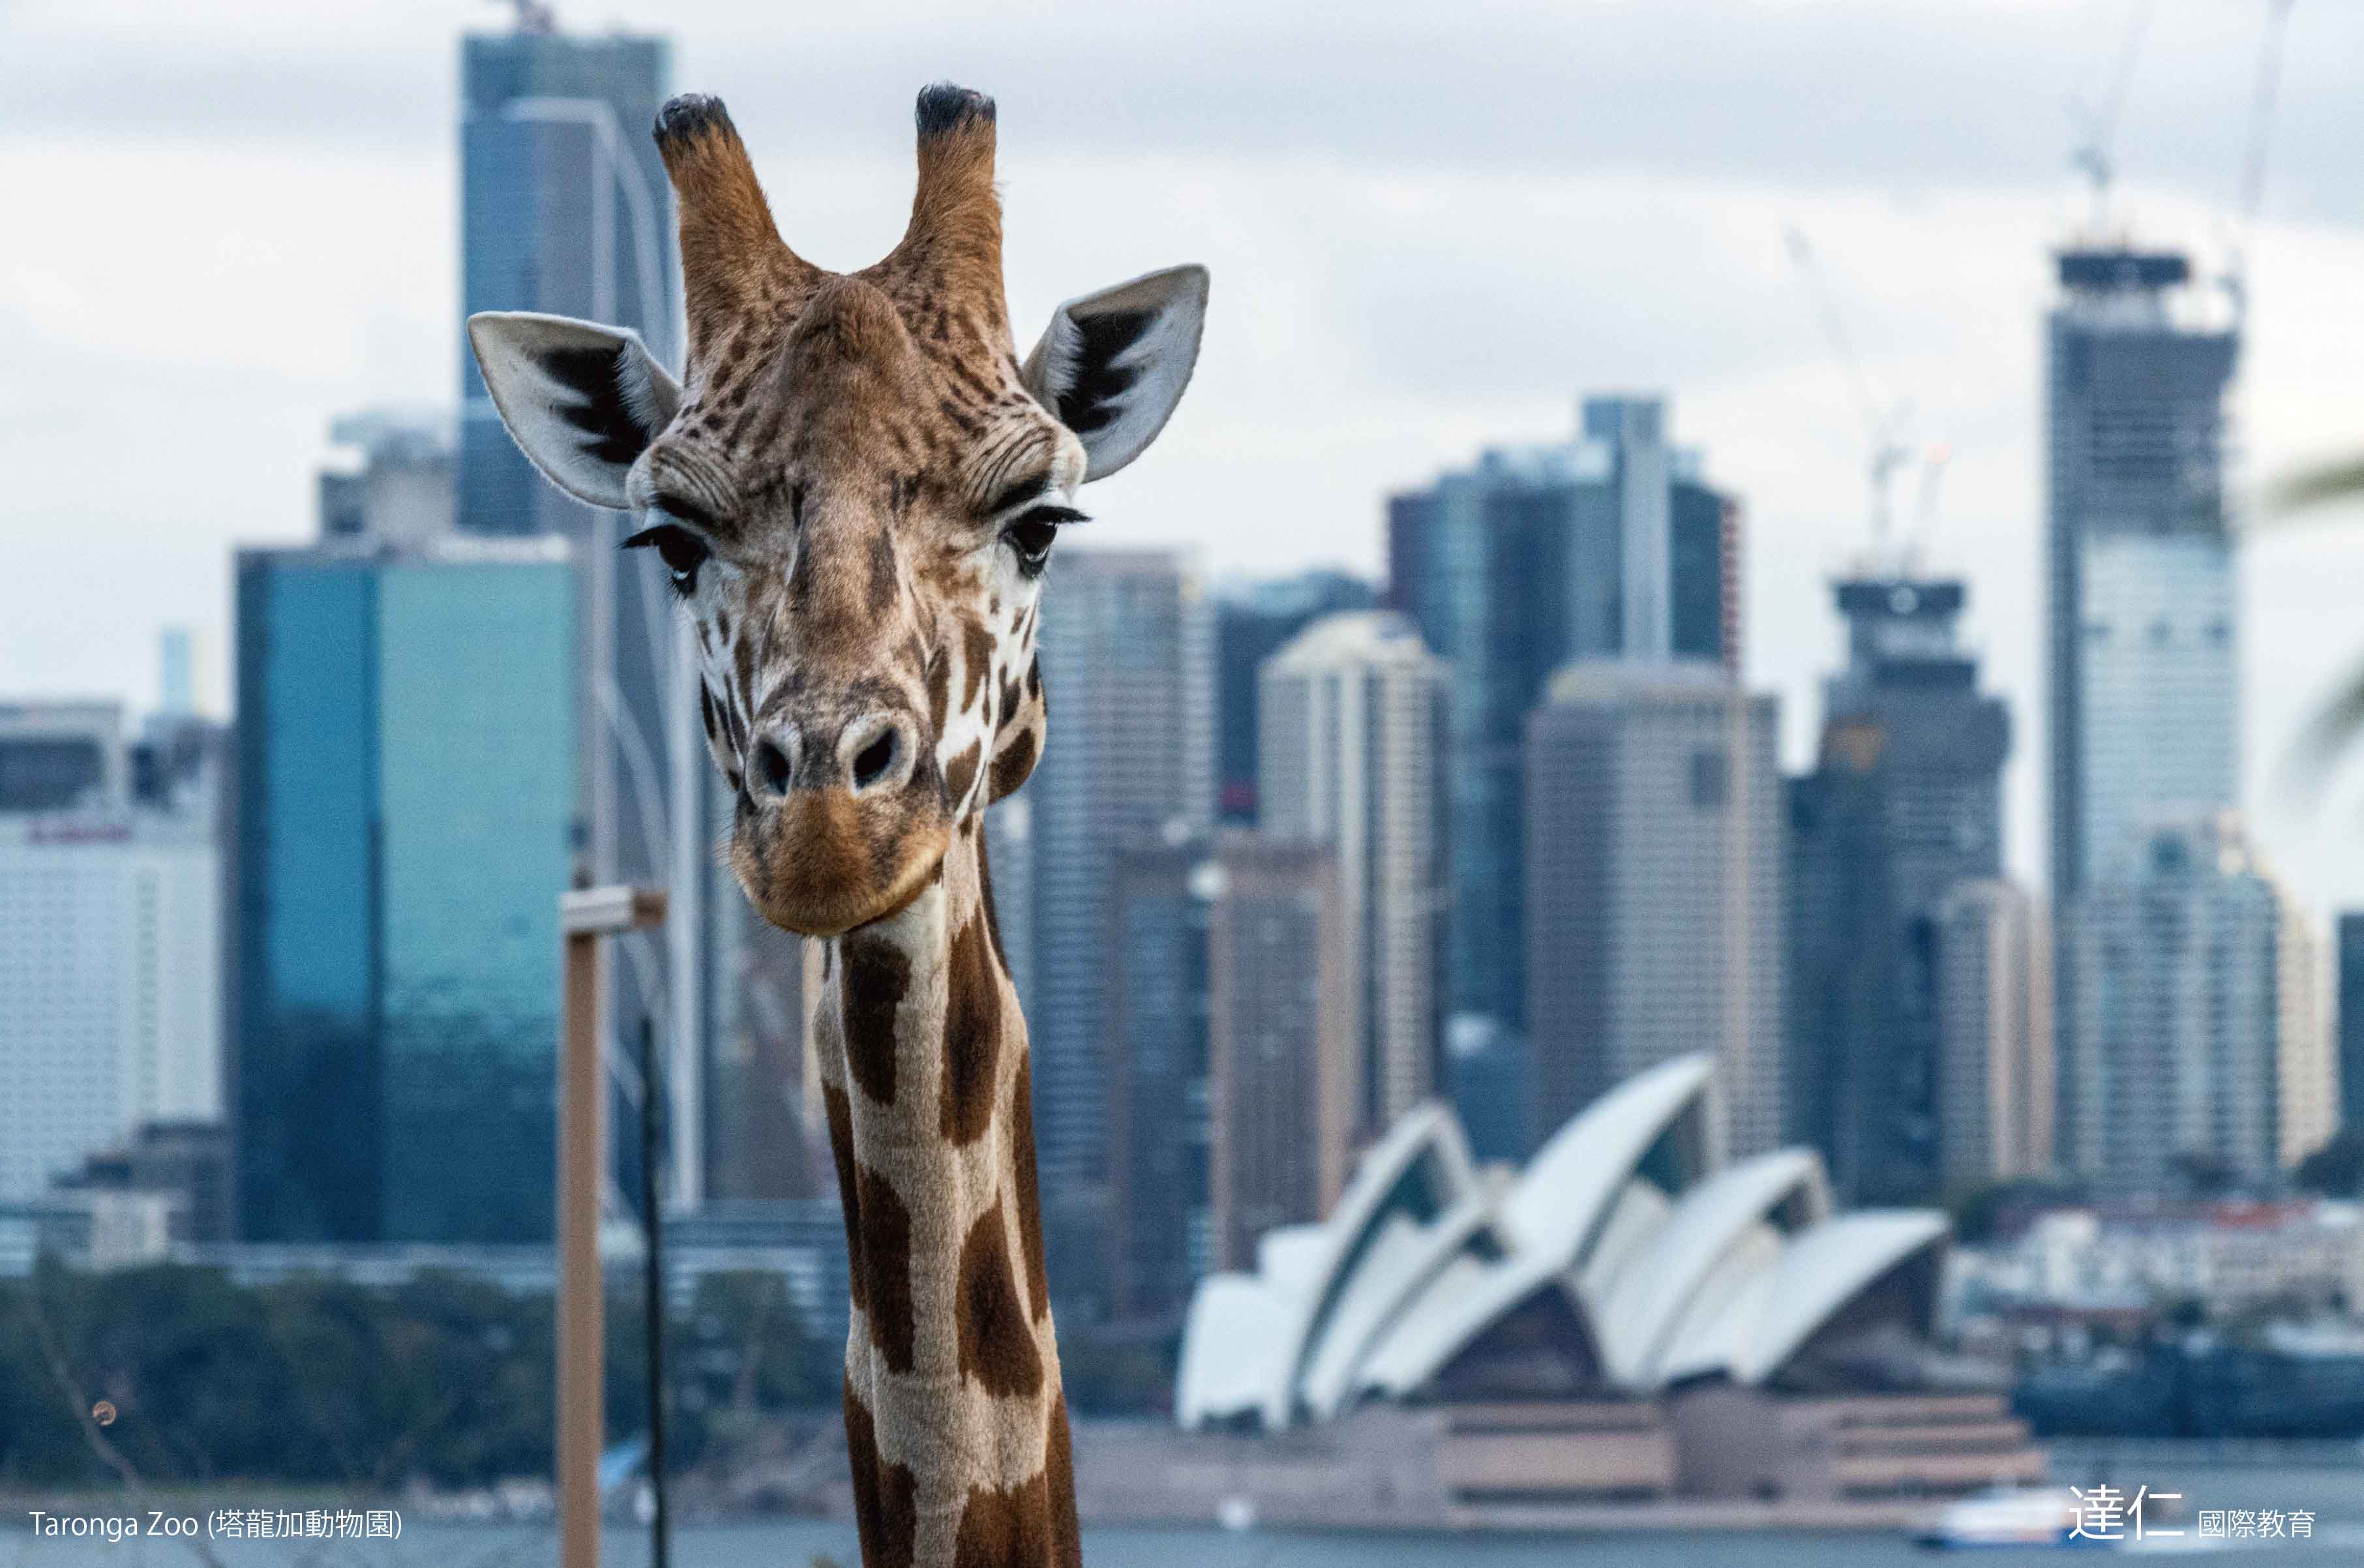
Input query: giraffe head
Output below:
<box><xmin>469</xmin><ymin>86</ymin><xmax>1207</xmax><ymax>936</ymax></box>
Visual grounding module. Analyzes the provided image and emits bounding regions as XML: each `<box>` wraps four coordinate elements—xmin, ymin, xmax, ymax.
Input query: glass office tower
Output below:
<box><xmin>2044</xmin><ymin>249</ymin><xmax>2239</xmax><ymax>899</ymax></box>
<box><xmin>2044</xmin><ymin>249</ymin><xmax>2241</xmax><ymax>1185</ymax></box>
<box><xmin>235</xmin><ymin>540</ymin><xmax>576</xmax><ymax>1242</ymax></box>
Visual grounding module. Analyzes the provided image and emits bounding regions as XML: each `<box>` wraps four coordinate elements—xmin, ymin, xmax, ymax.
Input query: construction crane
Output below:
<box><xmin>2066</xmin><ymin>0</ymin><xmax>2155</xmax><ymax>236</ymax></box>
<box><xmin>1782</xmin><ymin>226</ymin><xmax>1919</xmax><ymax>563</ymax></box>
<box><xmin>2222</xmin><ymin>0</ymin><xmax>2297</xmax><ymax>325</ymax></box>
<box><xmin>1911</xmin><ymin>442</ymin><xmax>1953</xmax><ymax>544</ymax></box>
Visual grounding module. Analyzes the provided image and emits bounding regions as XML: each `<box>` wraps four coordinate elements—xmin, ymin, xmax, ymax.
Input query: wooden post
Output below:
<box><xmin>557</xmin><ymin>886</ymin><xmax>666</xmax><ymax>1568</ymax></box>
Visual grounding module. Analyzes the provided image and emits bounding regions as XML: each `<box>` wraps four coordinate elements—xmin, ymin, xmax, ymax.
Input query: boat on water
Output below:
<box><xmin>1917</xmin><ymin>1487</ymin><xmax>2099</xmax><ymax>1550</ymax></box>
<box><xmin>1917</xmin><ymin>1487</ymin><xmax>2229</xmax><ymax>1552</ymax></box>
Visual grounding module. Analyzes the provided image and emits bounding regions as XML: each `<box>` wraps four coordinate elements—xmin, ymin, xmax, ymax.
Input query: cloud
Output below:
<box><xmin>8</xmin><ymin>1</ymin><xmax>2359</xmax><ymax>219</ymax></box>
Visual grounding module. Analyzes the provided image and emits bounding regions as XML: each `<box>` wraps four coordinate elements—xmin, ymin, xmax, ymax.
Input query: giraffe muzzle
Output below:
<box><xmin>729</xmin><ymin>705</ymin><xmax>947</xmax><ymax>937</ymax></box>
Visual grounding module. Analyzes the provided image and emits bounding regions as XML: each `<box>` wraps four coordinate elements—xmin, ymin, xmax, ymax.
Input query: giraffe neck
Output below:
<box><xmin>820</xmin><ymin>822</ymin><xmax>1079</xmax><ymax>1568</ymax></box>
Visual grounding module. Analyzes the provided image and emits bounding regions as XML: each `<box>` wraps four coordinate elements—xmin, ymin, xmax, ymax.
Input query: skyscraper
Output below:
<box><xmin>1107</xmin><ymin>838</ymin><xmax>1212</xmax><ymax>1319</ymax></box>
<box><xmin>1933</xmin><ymin>880</ymin><xmax>2054</xmax><ymax>1198</ymax></box>
<box><xmin>1105</xmin><ymin>833</ymin><xmax>1351</xmax><ymax>1314</ymax></box>
<box><xmin>1786</xmin><ymin>576</ymin><xmax>2010</xmax><ymax>1204</ymax></box>
<box><xmin>1523</xmin><ymin>661</ymin><xmax>1782</xmax><ymax>1162</ymax></box>
<box><xmin>2046</xmin><ymin>248</ymin><xmax>2243</xmax><ymax>1190</ymax></box>
<box><xmin>1007</xmin><ymin>550</ymin><xmax>1214</xmax><ymax>1191</ymax></box>
<box><xmin>1390</xmin><ymin>396</ymin><xmax>1733</xmax><ymax>1069</ymax></box>
<box><xmin>1212</xmin><ymin>570</ymin><xmax>1377</xmax><ymax>824</ymax></box>
<box><xmin>0</xmin><ymin>703</ymin><xmax>220</xmax><ymax>1204</ymax></box>
<box><xmin>2046</xmin><ymin>249</ymin><xmax>2239</xmax><ymax>898</ymax></box>
<box><xmin>2060</xmin><ymin>815</ymin><xmax>2322</xmax><ymax>1198</ymax></box>
<box><xmin>234</xmin><ymin>537</ymin><xmax>576</xmax><ymax>1241</ymax></box>
<box><xmin>1203</xmin><ymin>836</ymin><xmax>1351</xmax><ymax>1270</ymax></box>
<box><xmin>1258</xmin><ymin>611</ymin><xmax>1448</xmax><ymax>1138</ymax></box>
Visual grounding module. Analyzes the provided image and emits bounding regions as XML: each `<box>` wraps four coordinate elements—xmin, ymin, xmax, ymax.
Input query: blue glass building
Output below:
<box><xmin>1388</xmin><ymin>395</ymin><xmax>1732</xmax><ymax>1141</ymax></box>
<box><xmin>235</xmin><ymin>540</ymin><xmax>577</xmax><ymax>1242</ymax></box>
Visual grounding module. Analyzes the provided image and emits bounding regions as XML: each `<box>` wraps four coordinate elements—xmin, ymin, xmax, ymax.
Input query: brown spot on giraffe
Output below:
<box><xmin>925</xmin><ymin>650</ymin><xmax>951</xmax><ymax>741</ymax></box>
<box><xmin>959</xmin><ymin>616</ymin><xmax>996</xmax><ymax>713</ymax></box>
<box><xmin>949</xmin><ymin>1468</ymin><xmax>1054</xmax><ymax>1568</ymax></box>
<box><xmin>940</xmin><ymin>913</ymin><xmax>1002</xmax><ymax>1146</ymax></box>
<box><xmin>990</xmin><ymin>726</ymin><xmax>1038</xmax><ymax>803</ymax></box>
<box><xmin>843</xmin><ymin>1375</ymin><xmax>920</xmax><ymax>1568</ymax></box>
<box><xmin>943</xmin><ymin>739</ymin><xmax>982</xmax><ymax>813</ymax></box>
<box><xmin>856</xmin><ymin>1160</ymin><xmax>916</xmax><ymax>1374</ymax></box>
<box><xmin>955</xmin><ymin>1196</ymin><xmax>1043</xmax><ymax>1398</ymax></box>
<box><xmin>1043</xmin><ymin>1396</ymin><xmax>1081</xmax><ymax>1568</ymax></box>
<box><xmin>840</xmin><ymin>932</ymin><xmax>909</xmax><ymax>1104</ymax></box>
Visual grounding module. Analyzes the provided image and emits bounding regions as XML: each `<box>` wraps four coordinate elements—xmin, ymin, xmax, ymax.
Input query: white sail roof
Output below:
<box><xmin>1175</xmin><ymin>1057</ymin><xmax>1947</xmax><ymax>1427</ymax></box>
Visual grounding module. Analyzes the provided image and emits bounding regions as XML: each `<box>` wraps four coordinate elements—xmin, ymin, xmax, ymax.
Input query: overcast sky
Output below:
<box><xmin>7</xmin><ymin>0</ymin><xmax>2364</xmax><ymax>911</ymax></box>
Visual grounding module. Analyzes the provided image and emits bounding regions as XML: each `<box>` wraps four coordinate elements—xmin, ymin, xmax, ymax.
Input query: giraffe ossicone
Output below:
<box><xmin>468</xmin><ymin>81</ymin><xmax>1208</xmax><ymax>1567</ymax></box>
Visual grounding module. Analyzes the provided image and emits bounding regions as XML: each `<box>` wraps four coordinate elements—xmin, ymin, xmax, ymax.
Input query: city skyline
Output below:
<box><xmin>9</xmin><ymin>1</ymin><xmax>2364</xmax><ymax>927</ymax></box>
<box><xmin>0</xmin><ymin>5</ymin><xmax>2348</xmax><ymax>1221</ymax></box>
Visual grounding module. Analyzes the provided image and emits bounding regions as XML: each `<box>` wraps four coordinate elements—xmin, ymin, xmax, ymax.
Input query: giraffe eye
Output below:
<box><xmin>1006</xmin><ymin>518</ymin><xmax>1056</xmax><ymax>571</ymax></box>
<box><xmin>1002</xmin><ymin>505</ymin><xmax>1086</xmax><ymax>578</ymax></box>
<box><xmin>622</xmin><ymin>522</ymin><xmax>711</xmax><ymax>595</ymax></box>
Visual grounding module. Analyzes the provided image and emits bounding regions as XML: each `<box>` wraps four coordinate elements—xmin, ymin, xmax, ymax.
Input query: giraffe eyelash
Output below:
<box><xmin>621</xmin><ymin>522</ymin><xmax>712</xmax><ymax>596</ymax></box>
<box><xmin>1008</xmin><ymin>505</ymin><xmax>1088</xmax><ymax>529</ymax></box>
<box><xmin>1003</xmin><ymin>505</ymin><xmax>1083</xmax><ymax>580</ymax></box>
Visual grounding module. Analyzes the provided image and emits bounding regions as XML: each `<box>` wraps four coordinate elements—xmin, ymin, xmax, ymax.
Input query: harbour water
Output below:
<box><xmin>8</xmin><ymin>1455</ymin><xmax>2364</xmax><ymax>1568</ymax></box>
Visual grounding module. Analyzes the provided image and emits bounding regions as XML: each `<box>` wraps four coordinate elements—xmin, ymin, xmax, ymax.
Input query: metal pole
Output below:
<box><xmin>638</xmin><ymin>1016</ymin><xmax>670</xmax><ymax>1568</ymax></box>
<box><xmin>558</xmin><ymin>886</ymin><xmax>667</xmax><ymax>1568</ymax></box>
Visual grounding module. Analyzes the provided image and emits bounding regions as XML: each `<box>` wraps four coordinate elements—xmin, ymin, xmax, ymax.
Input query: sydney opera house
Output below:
<box><xmin>1085</xmin><ymin>1056</ymin><xmax>2045</xmax><ymax>1526</ymax></box>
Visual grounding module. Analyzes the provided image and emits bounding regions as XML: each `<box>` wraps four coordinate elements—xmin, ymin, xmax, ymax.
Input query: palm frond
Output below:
<box><xmin>2263</xmin><ymin>454</ymin><xmax>2364</xmax><ymax>524</ymax></box>
<box><xmin>2277</xmin><ymin>662</ymin><xmax>2364</xmax><ymax>803</ymax></box>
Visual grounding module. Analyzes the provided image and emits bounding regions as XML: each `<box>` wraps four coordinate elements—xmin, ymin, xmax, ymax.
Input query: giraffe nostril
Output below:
<box><xmin>754</xmin><ymin>739</ymin><xmax>792</xmax><ymax>798</ymax></box>
<box><xmin>850</xmin><ymin>730</ymin><xmax>899</xmax><ymax>793</ymax></box>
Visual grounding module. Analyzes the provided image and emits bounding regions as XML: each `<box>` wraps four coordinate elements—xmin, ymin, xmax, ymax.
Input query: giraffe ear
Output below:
<box><xmin>468</xmin><ymin>312</ymin><xmax>680</xmax><ymax>510</ymax></box>
<box><xmin>1021</xmin><ymin>265</ymin><xmax>1208</xmax><ymax>482</ymax></box>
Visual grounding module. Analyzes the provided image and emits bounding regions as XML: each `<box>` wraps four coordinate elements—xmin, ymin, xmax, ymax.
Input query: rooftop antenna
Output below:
<box><xmin>2067</xmin><ymin>0</ymin><xmax>2156</xmax><ymax>237</ymax></box>
<box><xmin>1783</xmin><ymin>226</ymin><xmax>1915</xmax><ymax>567</ymax></box>
<box><xmin>2221</xmin><ymin>0</ymin><xmax>2296</xmax><ymax>327</ymax></box>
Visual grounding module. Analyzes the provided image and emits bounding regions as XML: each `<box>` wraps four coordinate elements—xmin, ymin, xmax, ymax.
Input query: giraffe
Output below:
<box><xmin>466</xmin><ymin>85</ymin><xmax>1207</xmax><ymax>1566</ymax></box>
